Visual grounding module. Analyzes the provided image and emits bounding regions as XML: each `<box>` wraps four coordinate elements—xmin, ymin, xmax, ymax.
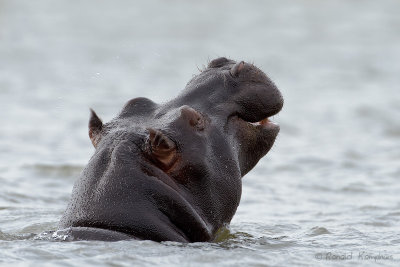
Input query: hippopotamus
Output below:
<box><xmin>58</xmin><ymin>57</ymin><xmax>283</xmax><ymax>242</ymax></box>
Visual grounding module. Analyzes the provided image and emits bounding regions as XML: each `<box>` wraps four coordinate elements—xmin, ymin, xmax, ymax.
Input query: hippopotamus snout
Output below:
<box><xmin>227</xmin><ymin>61</ymin><xmax>283</xmax><ymax>123</ymax></box>
<box><xmin>169</xmin><ymin>57</ymin><xmax>283</xmax><ymax>125</ymax></box>
<box><xmin>164</xmin><ymin>57</ymin><xmax>284</xmax><ymax>176</ymax></box>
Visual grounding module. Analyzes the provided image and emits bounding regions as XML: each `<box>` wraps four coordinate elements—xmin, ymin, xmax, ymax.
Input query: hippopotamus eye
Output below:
<box><xmin>180</xmin><ymin>106</ymin><xmax>206</xmax><ymax>131</ymax></box>
<box><xmin>146</xmin><ymin>128</ymin><xmax>178</xmax><ymax>170</ymax></box>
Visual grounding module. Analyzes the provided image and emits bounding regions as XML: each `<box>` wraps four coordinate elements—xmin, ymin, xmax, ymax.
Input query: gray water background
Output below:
<box><xmin>0</xmin><ymin>0</ymin><xmax>400</xmax><ymax>266</ymax></box>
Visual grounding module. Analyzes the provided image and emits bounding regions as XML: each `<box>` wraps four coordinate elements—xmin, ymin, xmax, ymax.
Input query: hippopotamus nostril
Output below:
<box><xmin>230</xmin><ymin>61</ymin><xmax>245</xmax><ymax>77</ymax></box>
<box><xmin>208</xmin><ymin>57</ymin><xmax>232</xmax><ymax>68</ymax></box>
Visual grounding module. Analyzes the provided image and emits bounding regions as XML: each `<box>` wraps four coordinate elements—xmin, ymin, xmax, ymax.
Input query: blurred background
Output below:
<box><xmin>0</xmin><ymin>0</ymin><xmax>399</xmax><ymax>265</ymax></box>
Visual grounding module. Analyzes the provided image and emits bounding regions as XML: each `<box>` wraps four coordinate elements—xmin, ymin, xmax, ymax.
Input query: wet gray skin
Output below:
<box><xmin>58</xmin><ymin>57</ymin><xmax>284</xmax><ymax>242</ymax></box>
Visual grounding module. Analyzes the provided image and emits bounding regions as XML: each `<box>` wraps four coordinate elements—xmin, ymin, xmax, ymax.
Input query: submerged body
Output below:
<box><xmin>59</xmin><ymin>58</ymin><xmax>283</xmax><ymax>242</ymax></box>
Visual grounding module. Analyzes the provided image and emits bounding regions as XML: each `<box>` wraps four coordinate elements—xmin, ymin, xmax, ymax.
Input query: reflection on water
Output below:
<box><xmin>1</xmin><ymin>0</ymin><xmax>400</xmax><ymax>265</ymax></box>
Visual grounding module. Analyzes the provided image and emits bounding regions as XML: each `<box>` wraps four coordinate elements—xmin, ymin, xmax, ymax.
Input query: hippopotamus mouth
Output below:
<box><xmin>58</xmin><ymin>57</ymin><xmax>283</xmax><ymax>242</ymax></box>
<box><xmin>234</xmin><ymin>111</ymin><xmax>280</xmax><ymax>133</ymax></box>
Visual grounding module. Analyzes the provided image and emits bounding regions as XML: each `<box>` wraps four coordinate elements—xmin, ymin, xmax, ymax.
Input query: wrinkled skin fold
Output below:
<box><xmin>58</xmin><ymin>57</ymin><xmax>284</xmax><ymax>242</ymax></box>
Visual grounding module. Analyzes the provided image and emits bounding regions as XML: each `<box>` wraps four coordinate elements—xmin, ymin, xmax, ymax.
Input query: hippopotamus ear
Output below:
<box><xmin>147</xmin><ymin>128</ymin><xmax>178</xmax><ymax>170</ymax></box>
<box><xmin>88</xmin><ymin>108</ymin><xmax>103</xmax><ymax>148</ymax></box>
<box><xmin>230</xmin><ymin>61</ymin><xmax>245</xmax><ymax>77</ymax></box>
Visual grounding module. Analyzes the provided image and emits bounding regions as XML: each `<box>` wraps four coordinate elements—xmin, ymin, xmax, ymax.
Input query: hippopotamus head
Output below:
<box><xmin>59</xmin><ymin>57</ymin><xmax>283</xmax><ymax>242</ymax></box>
